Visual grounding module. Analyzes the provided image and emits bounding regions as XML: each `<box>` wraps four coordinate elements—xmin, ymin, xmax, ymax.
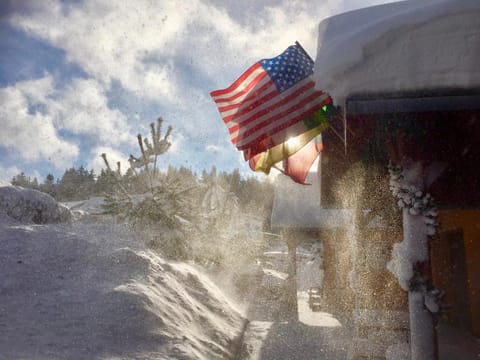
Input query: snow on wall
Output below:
<box><xmin>314</xmin><ymin>0</ymin><xmax>480</xmax><ymax>105</ymax></box>
<box><xmin>0</xmin><ymin>185</ymin><xmax>72</xmax><ymax>224</ymax></box>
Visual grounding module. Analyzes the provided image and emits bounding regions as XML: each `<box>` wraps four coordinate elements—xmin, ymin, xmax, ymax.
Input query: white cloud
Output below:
<box><xmin>9</xmin><ymin>0</ymin><xmax>340</xmax><ymax>106</ymax></box>
<box><xmin>49</xmin><ymin>78</ymin><xmax>132</xmax><ymax>145</ymax></box>
<box><xmin>4</xmin><ymin>0</ymin><xmax>386</xmax><ymax>179</ymax></box>
<box><xmin>168</xmin><ymin>132</ymin><xmax>185</xmax><ymax>154</ymax></box>
<box><xmin>0</xmin><ymin>165</ymin><xmax>21</xmax><ymax>184</ymax></box>
<box><xmin>0</xmin><ymin>74</ymin><xmax>134</xmax><ymax>171</ymax></box>
<box><xmin>9</xmin><ymin>0</ymin><xmax>189</xmax><ymax>103</ymax></box>
<box><xmin>0</xmin><ymin>78</ymin><xmax>79</xmax><ymax>169</ymax></box>
<box><xmin>206</xmin><ymin>144</ymin><xmax>223</xmax><ymax>153</ymax></box>
<box><xmin>182</xmin><ymin>0</ymin><xmax>342</xmax><ymax>84</ymax></box>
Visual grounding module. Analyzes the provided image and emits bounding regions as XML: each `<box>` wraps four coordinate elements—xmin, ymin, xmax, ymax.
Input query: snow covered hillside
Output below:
<box><xmin>0</xmin><ymin>186</ymin><xmax>245</xmax><ymax>359</ymax></box>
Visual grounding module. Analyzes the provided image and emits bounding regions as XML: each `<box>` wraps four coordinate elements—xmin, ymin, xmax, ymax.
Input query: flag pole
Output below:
<box><xmin>296</xmin><ymin>41</ymin><xmax>348</xmax><ymax>154</ymax></box>
<box><xmin>273</xmin><ymin>164</ymin><xmax>288</xmax><ymax>176</ymax></box>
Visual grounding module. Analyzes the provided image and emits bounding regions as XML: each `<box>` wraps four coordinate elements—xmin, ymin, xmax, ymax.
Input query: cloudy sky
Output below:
<box><xmin>0</xmin><ymin>0</ymin><xmax>399</xmax><ymax>183</ymax></box>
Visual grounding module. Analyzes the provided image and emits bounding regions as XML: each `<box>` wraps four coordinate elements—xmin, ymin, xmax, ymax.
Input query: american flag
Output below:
<box><xmin>210</xmin><ymin>43</ymin><xmax>331</xmax><ymax>159</ymax></box>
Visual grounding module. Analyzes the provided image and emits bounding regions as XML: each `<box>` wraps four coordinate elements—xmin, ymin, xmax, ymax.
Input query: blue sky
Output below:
<box><xmin>0</xmin><ymin>0</ymin><xmax>398</xmax><ymax>183</ymax></box>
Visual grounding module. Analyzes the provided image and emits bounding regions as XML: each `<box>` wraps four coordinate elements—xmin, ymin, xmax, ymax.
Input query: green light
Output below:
<box><xmin>322</xmin><ymin>105</ymin><xmax>328</xmax><ymax>112</ymax></box>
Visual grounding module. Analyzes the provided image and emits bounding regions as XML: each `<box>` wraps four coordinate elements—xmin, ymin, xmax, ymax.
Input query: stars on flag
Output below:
<box><xmin>259</xmin><ymin>45</ymin><xmax>313</xmax><ymax>92</ymax></box>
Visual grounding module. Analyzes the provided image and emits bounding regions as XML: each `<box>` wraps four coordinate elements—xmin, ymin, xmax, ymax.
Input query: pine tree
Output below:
<box><xmin>11</xmin><ymin>172</ymin><xmax>35</xmax><ymax>188</ymax></box>
<box><xmin>229</xmin><ymin>168</ymin><xmax>242</xmax><ymax>196</ymax></box>
<box><xmin>101</xmin><ymin>117</ymin><xmax>196</xmax><ymax>259</ymax></box>
<box><xmin>40</xmin><ymin>174</ymin><xmax>56</xmax><ymax>198</ymax></box>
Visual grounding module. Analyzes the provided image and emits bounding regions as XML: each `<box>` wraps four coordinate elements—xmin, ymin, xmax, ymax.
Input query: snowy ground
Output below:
<box><xmin>2</xmin><ymin>186</ymin><xmax>478</xmax><ymax>359</ymax></box>
<box><xmin>0</xmin><ymin>186</ymin><xmax>353</xmax><ymax>360</ymax></box>
<box><xmin>239</xmin><ymin>288</ymin><xmax>348</xmax><ymax>360</ymax></box>
<box><xmin>0</xmin><ymin>187</ymin><xmax>245</xmax><ymax>359</ymax></box>
<box><xmin>239</xmin><ymin>244</ymin><xmax>348</xmax><ymax>360</ymax></box>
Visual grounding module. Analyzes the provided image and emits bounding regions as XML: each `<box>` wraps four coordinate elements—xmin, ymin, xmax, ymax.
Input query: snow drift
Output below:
<box><xmin>0</xmin><ymin>187</ymin><xmax>245</xmax><ymax>359</ymax></box>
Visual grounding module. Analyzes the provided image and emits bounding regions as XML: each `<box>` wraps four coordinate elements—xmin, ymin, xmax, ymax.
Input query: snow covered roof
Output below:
<box><xmin>271</xmin><ymin>172</ymin><xmax>354</xmax><ymax>229</ymax></box>
<box><xmin>313</xmin><ymin>0</ymin><xmax>480</xmax><ymax>105</ymax></box>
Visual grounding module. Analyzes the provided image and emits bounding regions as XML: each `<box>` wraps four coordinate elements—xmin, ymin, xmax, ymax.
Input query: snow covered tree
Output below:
<box><xmin>56</xmin><ymin>167</ymin><xmax>96</xmax><ymax>201</ymax></box>
<box><xmin>101</xmin><ymin>117</ymin><xmax>196</xmax><ymax>259</ymax></box>
<box><xmin>11</xmin><ymin>172</ymin><xmax>38</xmax><ymax>189</ymax></box>
<box><xmin>40</xmin><ymin>174</ymin><xmax>56</xmax><ymax>198</ymax></box>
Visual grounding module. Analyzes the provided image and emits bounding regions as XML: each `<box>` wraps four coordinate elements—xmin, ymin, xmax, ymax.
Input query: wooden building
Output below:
<box><xmin>313</xmin><ymin>0</ymin><xmax>480</xmax><ymax>358</ymax></box>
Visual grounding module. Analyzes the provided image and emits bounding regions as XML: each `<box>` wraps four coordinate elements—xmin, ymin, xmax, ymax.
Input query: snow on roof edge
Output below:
<box><xmin>314</xmin><ymin>0</ymin><xmax>480</xmax><ymax>105</ymax></box>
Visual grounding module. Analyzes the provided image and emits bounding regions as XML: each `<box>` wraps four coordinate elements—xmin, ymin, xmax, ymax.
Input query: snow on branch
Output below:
<box><xmin>386</xmin><ymin>163</ymin><xmax>443</xmax><ymax>314</ymax></box>
<box><xmin>388</xmin><ymin>163</ymin><xmax>438</xmax><ymax>235</ymax></box>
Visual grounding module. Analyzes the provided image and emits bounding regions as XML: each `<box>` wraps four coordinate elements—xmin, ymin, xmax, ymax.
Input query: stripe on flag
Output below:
<box><xmin>211</xmin><ymin>43</ymin><xmax>331</xmax><ymax>159</ymax></box>
<box><xmin>247</xmin><ymin>109</ymin><xmax>329</xmax><ymax>175</ymax></box>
